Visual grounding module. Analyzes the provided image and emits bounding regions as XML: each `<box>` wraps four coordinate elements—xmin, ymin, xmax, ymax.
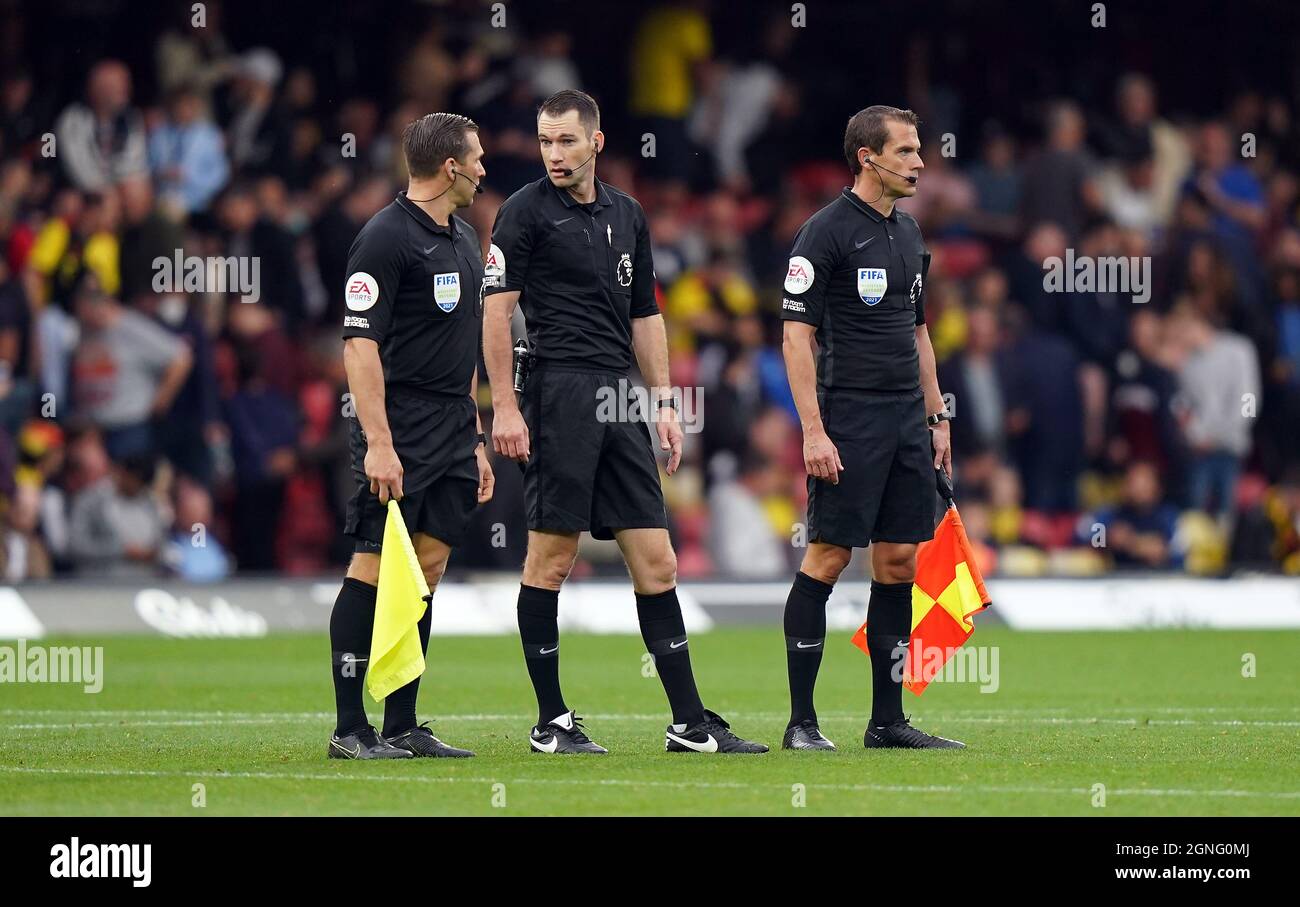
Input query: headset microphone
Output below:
<box><xmin>867</xmin><ymin>158</ymin><xmax>918</xmax><ymax>184</ymax></box>
<box><xmin>408</xmin><ymin>168</ymin><xmax>484</xmax><ymax>203</ymax></box>
<box><xmin>453</xmin><ymin>169</ymin><xmax>485</xmax><ymax>194</ymax></box>
<box><xmin>559</xmin><ymin>145</ymin><xmax>599</xmax><ymax>177</ymax></box>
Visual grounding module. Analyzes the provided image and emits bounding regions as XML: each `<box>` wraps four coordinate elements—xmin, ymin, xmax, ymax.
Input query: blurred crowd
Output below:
<box><xmin>1</xmin><ymin>1</ymin><xmax>1297</xmax><ymax>581</ymax></box>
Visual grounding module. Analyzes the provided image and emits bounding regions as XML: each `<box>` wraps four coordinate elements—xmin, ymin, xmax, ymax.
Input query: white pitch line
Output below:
<box><xmin>4</xmin><ymin>714</ymin><xmax>1298</xmax><ymax>730</ymax></box>
<box><xmin>4</xmin><ymin>705</ymin><xmax>1299</xmax><ymax>718</ymax></box>
<box><xmin>0</xmin><ymin>765</ymin><xmax>1296</xmax><ymax>801</ymax></box>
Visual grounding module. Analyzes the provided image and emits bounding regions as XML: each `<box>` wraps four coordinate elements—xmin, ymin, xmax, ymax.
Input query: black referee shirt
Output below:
<box><xmin>340</xmin><ymin>193</ymin><xmax>484</xmax><ymax>395</ymax></box>
<box><xmin>483</xmin><ymin>176</ymin><xmax>659</xmax><ymax>372</ymax></box>
<box><xmin>780</xmin><ymin>188</ymin><xmax>931</xmax><ymax>392</ymax></box>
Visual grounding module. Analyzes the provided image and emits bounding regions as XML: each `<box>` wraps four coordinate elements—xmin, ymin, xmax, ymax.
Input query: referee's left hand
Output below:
<box><xmin>931</xmin><ymin>421</ymin><xmax>952</xmax><ymax>478</ymax></box>
<box><xmin>656</xmin><ymin>409</ymin><xmax>684</xmax><ymax>476</ymax></box>
<box><xmin>476</xmin><ymin>446</ymin><xmax>495</xmax><ymax>504</ymax></box>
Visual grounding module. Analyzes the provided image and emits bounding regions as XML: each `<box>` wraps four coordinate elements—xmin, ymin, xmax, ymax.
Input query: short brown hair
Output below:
<box><xmin>844</xmin><ymin>105</ymin><xmax>920</xmax><ymax>174</ymax></box>
<box><xmin>538</xmin><ymin>89</ymin><xmax>600</xmax><ymax>136</ymax></box>
<box><xmin>402</xmin><ymin>112</ymin><xmax>479</xmax><ymax>179</ymax></box>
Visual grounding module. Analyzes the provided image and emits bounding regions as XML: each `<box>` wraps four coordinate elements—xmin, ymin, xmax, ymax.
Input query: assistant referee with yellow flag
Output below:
<box><xmin>327</xmin><ymin>112</ymin><xmax>493</xmax><ymax>760</ymax></box>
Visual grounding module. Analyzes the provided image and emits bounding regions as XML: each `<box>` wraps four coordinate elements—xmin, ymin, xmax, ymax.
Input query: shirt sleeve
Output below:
<box><xmin>916</xmin><ymin>250</ymin><xmax>931</xmax><ymax>326</ymax></box>
<box><xmin>340</xmin><ymin>220</ymin><xmax>404</xmax><ymax>344</ymax></box>
<box><xmin>780</xmin><ymin>220</ymin><xmax>837</xmax><ymax>327</ymax></box>
<box><xmin>629</xmin><ymin>205</ymin><xmax>660</xmax><ymax>318</ymax></box>
<box><xmin>483</xmin><ymin>195</ymin><xmax>532</xmax><ymax>297</ymax></box>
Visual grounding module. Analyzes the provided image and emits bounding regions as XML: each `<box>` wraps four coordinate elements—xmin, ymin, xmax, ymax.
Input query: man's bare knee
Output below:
<box><xmin>637</xmin><ymin>547</ymin><xmax>677</xmax><ymax>592</ymax></box>
<box><xmin>412</xmin><ymin>535</ymin><xmax>450</xmax><ymax>591</ymax></box>
<box><xmin>345</xmin><ymin>552</ymin><xmax>380</xmax><ymax>586</ymax></box>
<box><xmin>418</xmin><ymin>554</ymin><xmax>448</xmax><ymax>590</ymax></box>
<box><xmin>872</xmin><ymin>544</ymin><xmax>917</xmax><ymax>583</ymax></box>
<box><xmin>524</xmin><ymin>539</ymin><xmax>579</xmax><ymax>590</ymax></box>
<box><xmin>617</xmin><ymin>530</ymin><xmax>677</xmax><ymax>593</ymax></box>
<box><xmin>801</xmin><ymin>544</ymin><xmax>851</xmax><ymax>584</ymax></box>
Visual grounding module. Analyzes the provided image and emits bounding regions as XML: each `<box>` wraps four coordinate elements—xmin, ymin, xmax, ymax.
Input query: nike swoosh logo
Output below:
<box><xmin>666</xmin><ymin>730</ymin><xmax>718</xmax><ymax>753</ymax></box>
<box><xmin>855</xmin><ymin>237</ymin><xmax>875</xmax><ymax>249</ymax></box>
<box><xmin>796</xmin><ymin>641</ymin><xmax>822</xmax><ymax>649</ymax></box>
<box><xmin>424</xmin><ymin>245</ymin><xmax>438</xmax><ymax>254</ymax></box>
<box><xmin>669</xmin><ymin>640</ymin><xmax>687</xmax><ymax>649</ymax></box>
<box><xmin>539</xmin><ymin>645</ymin><xmax>558</xmax><ymax>655</ymax></box>
<box><xmin>552</xmin><ymin>217</ymin><xmax>574</xmax><ymax>227</ymax></box>
<box><xmin>531</xmin><ymin>734</ymin><xmax>559</xmax><ymax>753</ymax></box>
<box><xmin>330</xmin><ymin>739</ymin><xmax>361</xmax><ymax>758</ymax></box>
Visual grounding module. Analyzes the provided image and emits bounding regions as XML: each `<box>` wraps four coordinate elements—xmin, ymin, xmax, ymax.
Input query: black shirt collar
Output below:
<box><xmin>396</xmin><ymin>192</ymin><xmax>458</xmax><ymax>236</ymax></box>
<box><xmin>840</xmin><ymin>187</ymin><xmax>898</xmax><ymax>223</ymax></box>
<box><xmin>551</xmin><ymin>178</ymin><xmax>613</xmax><ymax>210</ymax></box>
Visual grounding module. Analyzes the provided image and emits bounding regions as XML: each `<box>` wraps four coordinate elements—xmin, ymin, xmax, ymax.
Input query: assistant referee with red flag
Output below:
<box><xmin>778</xmin><ymin>105</ymin><xmax>965</xmax><ymax>751</ymax></box>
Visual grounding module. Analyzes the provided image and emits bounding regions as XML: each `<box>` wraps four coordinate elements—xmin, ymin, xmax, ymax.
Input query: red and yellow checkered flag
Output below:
<box><xmin>851</xmin><ymin>505</ymin><xmax>991</xmax><ymax>694</ymax></box>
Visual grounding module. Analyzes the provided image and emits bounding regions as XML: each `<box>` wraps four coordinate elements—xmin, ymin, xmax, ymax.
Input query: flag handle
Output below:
<box><xmin>934</xmin><ymin>466</ymin><xmax>955</xmax><ymax>508</ymax></box>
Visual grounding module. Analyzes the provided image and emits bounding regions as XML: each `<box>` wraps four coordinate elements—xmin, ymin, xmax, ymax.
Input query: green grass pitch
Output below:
<box><xmin>2</xmin><ymin>627</ymin><xmax>1297</xmax><ymax>816</ymax></box>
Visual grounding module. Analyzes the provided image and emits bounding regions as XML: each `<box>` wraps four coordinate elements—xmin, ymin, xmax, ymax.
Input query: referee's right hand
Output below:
<box><xmin>803</xmin><ymin>424</ymin><xmax>844</xmax><ymax>485</ymax></box>
<box><xmin>365</xmin><ymin>441</ymin><xmax>404</xmax><ymax>503</ymax></box>
<box><xmin>492</xmin><ymin>406</ymin><xmax>531</xmax><ymax>462</ymax></box>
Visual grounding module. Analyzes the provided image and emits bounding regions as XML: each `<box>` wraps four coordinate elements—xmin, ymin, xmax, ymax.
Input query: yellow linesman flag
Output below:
<box><xmin>366</xmin><ymin>499</ymin><xmax>430</xmax><ymax>702</ymax></box>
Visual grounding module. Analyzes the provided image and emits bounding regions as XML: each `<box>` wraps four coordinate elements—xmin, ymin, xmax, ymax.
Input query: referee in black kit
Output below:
<box><xmin>482</xmin><ymin>90</ymin><xmax>766</xmax><ymax>755</ymax></box>
<box><xmin>779</xmin><ymin>106</ymin><xmax>965</xmax><ymax>751</ymax></box>
<box><xmin>326</xmin><ymin>113</ymin><xmax>494</xmax><ymax>759</ymax></box>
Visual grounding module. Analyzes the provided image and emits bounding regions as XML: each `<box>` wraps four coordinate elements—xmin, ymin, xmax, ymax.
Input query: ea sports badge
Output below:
<box><xmin>345</xmin><ymin>272</ymin><xmax>378</xmax><ymax>311</ymax></box>
<box><xmin>857</xmin><ymin>268</ymin><xmax>887</xmax><ymax>306</ymax></box>
<box><xmin>785</xmin><ymin>256</ymin><xmax>814</xmax><ymax>294</ymax></box>
<box><xmin>434</xmin><ymin>272</ymin><xmax>461</xmax><ymax>312</ymax></box>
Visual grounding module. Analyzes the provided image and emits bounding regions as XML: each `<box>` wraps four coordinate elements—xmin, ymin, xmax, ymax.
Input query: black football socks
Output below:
<box><xmin>636</xmin><ymin>587</ymin><xmax>706</xmax><ymax>728</ymax></box>
<box><xmin>866</xmin><ymin>579</ymin><xmax>912</xmax><ymax>726</ymax></box>
<box><xmin>518</xmin><ymin>584</ymin><xmax>567</xmax><ymax>727</ymax></box>
<box><xmin>381</xmin><ymin>592</ymin><xmax>433</xmax><ymax>738</ymax></box>
<box><xmin>784</xmin><ymin>571</ymin><xmax>834</xmax><ymax>727</ymax></box>
<box><xmin>330</xmin><ymin>577</ymin><xmax>377</xmax><ymax>737</ymax></box>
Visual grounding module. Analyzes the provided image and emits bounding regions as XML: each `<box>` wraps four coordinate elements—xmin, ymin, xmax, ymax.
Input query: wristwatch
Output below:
<box><xmin>476</xmin><ymin>432</ymin><xmax>487</xmax><ymax>447</ymax></box>
<box><xmin>926</xmin><ymin>411</ymin><xmax>951</xmax><ymax>426</ymax></box>
<box><xmin>656</xmin><ymin>396</ymin><xmax>680</xmax><ymax>412</ymax></box>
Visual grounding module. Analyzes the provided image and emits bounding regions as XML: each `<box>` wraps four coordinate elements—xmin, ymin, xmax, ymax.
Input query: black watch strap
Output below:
<box><xmin>476</xmin><ymin>431</ymin><xmax>487</xmax><ymax>447</ymax></box>
<box><xmin>927</xmin><ymin>411</ymin><xmax>951</xmax><ymax>426</ymax></box>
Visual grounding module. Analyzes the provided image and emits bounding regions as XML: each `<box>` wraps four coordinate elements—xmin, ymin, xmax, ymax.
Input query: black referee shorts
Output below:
<box><xmin>344</xmin><ymin>388</ymin><xmax>479</xmax><ymax>551</ymax></box>
<box><xmin>806</xmin><ymin>386</ymin><xmax>936</xmax><ymax>548</ymax></box>
<box><xmin>521</xmin><ymin>367</ymin><xmax>668</xmax><ymax>540</ymax></box>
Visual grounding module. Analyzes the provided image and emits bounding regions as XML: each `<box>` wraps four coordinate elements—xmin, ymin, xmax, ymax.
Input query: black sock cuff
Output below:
<box><xmin>634</xmin><ymin>587</ymin><xmax>678</xmax><ymax>607</ymax></box>
<box><xmin>635</xmin><ymin>587</ymin><xmax>682</xmax><ymax>623</ymax></box>
<box><xmin>870</xmin><ymin>579</ymin><xmax>912</xmax><ymax>602</ymax></box>
<box><xmin>342</xmin><ymin>576</ymin><xmax>378</xmax><ymax>602</ymax></box>
<box><xmin>518</xmin><ymin>584</ymin><xmax>559</xmax><ymax>616</ymax></box>
<box><xmin>794</xmin><ymin>571</ymin><xmax>835</xmax><ymax>600</ymax></box>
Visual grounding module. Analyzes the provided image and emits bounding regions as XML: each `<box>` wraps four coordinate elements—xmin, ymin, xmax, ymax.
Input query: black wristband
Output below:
<box><xmin>476</xmin><ymin>432</ymin><xmax>487</xmax><ymax>447</ymax></box>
